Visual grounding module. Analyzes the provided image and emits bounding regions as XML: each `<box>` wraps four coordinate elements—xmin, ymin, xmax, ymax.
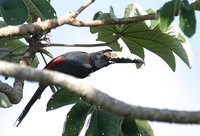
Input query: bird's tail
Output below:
<box><xmin>14</xmin><ymin>85</ymin><xmax>47</xmax><ymax>127</ymax></box>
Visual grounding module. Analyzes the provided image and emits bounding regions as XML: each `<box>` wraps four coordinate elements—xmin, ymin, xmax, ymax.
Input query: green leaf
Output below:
<box><xmin>85</xmin><ymin>109</ymin><xmax>123</xmax><ymax>136</ymax></box>
<box><xmin>0</xmin><ymin>0</ymin><xmax>28</xmax><ymax>25</ymax></box>
<box><xmin>121</xmin><ymin>118</ymin><xmax>140</xmax><ymax>136</ymax></box>
<box><xmin>109</xmin><ymin>6</ymin><xmax>116</xmax><ymax>19</ymax></box>
<box><xmin>63</xmin><ymin>100</ymin><xmax>92</xmax><ymax>136</ymax></box>
<box><xmin>47</xmin><ymin>88</ymin><xmax>80</xmax><ymax>111</ymax></box>
<box><xmin>146</xmin><ymin>8</ymin><xmax>159</xmax><ymax>29</ymax></box>
<box><xmin>90</xmin><ymin>12</ymin><xmax>121</xmax><ymax>51</ymax></box>
<box><xmin>191</xmin><ymin>0</ymin><xmax>200</xmax><ymax>11</ymax></box>
<box><xmin>124</xmin><ymin>3</ymin><xmax>145</xmax><ymax>18</ymax></box>
<box><xmin>124</xmin><ymin>3</ymin><xmax>150</xmax><ymax>27</ymax></box>
<box><xmin>0</xmin><ymin>39</ymin><xmax>39</xmax><ymax>67</ymax></box>
<box><xmin>0</xmin><ymin>92</ymin><xmax>12</xmax><ymax>108</ymax></box>
<box><xmin>179</xmin><ymin>0</ymin><xmax>196</xmax><ymax>37</ymax></box>
<box><xmin>122</xmin><ymin>22</ymin><xmax>193</xmax><ymax>70</ymax></box>
<box><xmin>159</xmin><ymin>1</ymin><xmax>178</xmax><ymax>32</ymax></box>
<box><xmin>122</xmin><ymin>23</ymin><xmax>176</xmax><ymax>70</ymax></box>
<box><xmin>23</xmin><ymin>0</ymin><xmax>57</xmax><ymax>22</ymax></box>
<box><xmin>90</xmin><ymin>5</ymin><xmax>192</xmax><ymax>71</ymax></box>
<box><xmin>0</xmin><ymin>21</ymin><xmax>39</xmax><ymax>67</ymax></box>
<box><xmin>135</xmin><ymin>120</ymin><xmax>154</xmax><ymax>136</ymax></box>
<box><xmin>178</xmin><ymin>33</ymin><xmax>186</xmax><ymax>43</ymax></box>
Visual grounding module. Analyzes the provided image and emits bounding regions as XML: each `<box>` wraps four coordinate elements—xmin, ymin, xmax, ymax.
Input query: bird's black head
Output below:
<box><xmin>90</xmin><ymin>49</ymin><xmax>144</xmax><ymax>70</ymax></box>
<box><xmin>90</xmin><ymin>49</ymin><xmax>112</xmax><ymax>70</ymax></box>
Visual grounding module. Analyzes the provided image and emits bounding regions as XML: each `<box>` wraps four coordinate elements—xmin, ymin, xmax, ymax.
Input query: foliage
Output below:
<box><xmin>0</xmin><ymin>0</ymin><xmax>56</xmax><ymax>25</ymax></box>
<box><xmin>0</xmin><ymin>0</ymin><xmax>199</xmax><ymax>135</ymax></box>
<box><xmin>90</xmin><ymin>4</ymin><xmax>192</xmax><ymax>71</ymax></box>
<box><xmin>159</xmin><ymin>0</ymin><xmax>197</xmax><ymax>37</ymax></box>
<box><xmin>47</xmin><ymin>88</ymin><xmax>154</xmax><ymax>136</ymax></box>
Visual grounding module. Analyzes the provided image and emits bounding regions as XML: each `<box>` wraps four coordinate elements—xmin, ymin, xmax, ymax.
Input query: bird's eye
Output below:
<box><xmin>104</xmin><ymin>52</ymin><xmax>112</xmax><ymax>58</ymax></box>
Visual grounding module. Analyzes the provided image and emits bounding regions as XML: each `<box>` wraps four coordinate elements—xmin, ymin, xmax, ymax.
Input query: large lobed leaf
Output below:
<box><xmin>90</xmin><ymin>4</ymin><xmax>193</xmax><ymax>71</ymax></box>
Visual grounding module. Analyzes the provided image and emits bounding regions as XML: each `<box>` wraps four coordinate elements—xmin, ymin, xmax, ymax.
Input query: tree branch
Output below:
<box><xmin>0</xmin><ymin>10</ymin><xmax>157</xmax><ymax>39</ymax></box>
<box><xmin>0</xmin><ymin>60</ymin><xmax>200</xmax><ymax>124</ymax></box>
<box><xmin>71</xmin><ymin>13</ymin><xmax>157</xmax><ymax>27</ymax></box>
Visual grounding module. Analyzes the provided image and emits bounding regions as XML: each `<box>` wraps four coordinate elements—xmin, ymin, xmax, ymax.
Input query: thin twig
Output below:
<box><xmin>41</xmin><ymin>40</ymin><xmax>118</xmax><ymax>48</ymax></box>
<box><xmin>0</xmin><ymin>60</ymin><xmax>200</xmax><ymax>124</ymax></box>
<box><xmin>76</xmin><ymin>0</ymin><xmax>95</xmax><ymax>16</ymax></box>
<box><xmin>41</xmin><ymin>34</ymin><xmax>120</xmax><ymax>48</ymax></box>
<box><xmin>43</xmin><ymin>43</ymin><xmax>107</xmax><ymax>47</ymax></box>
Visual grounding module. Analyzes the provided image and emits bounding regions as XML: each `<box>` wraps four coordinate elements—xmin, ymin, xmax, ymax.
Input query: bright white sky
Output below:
<box><xmin>1</xmin><ymin>0</ymin><xmax>200</xmax><ymax>136</ymax></box>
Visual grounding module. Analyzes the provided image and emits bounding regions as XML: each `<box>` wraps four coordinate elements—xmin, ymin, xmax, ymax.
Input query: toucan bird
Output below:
<box><xmin>15</xmin><ymin>49</ymin><xmax>143</xmax><ymax>126</ymax></box>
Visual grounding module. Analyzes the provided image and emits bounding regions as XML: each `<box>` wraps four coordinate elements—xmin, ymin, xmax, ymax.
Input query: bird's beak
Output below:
<box><xmin>104</xmin><ymin>51</ymin><xmax>144</xmax><ymax>64</ymax></box>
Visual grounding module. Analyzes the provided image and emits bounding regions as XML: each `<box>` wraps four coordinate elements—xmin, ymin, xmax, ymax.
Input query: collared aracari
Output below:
<box><xmin>15</xmin><ymin>49</ymin><xmax>143</xmax><ymax>126</ymax></box>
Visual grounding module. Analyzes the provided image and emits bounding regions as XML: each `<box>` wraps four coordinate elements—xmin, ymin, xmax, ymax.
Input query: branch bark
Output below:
<box><xmin>0</xmin><ymin>11</ymin><xmax>157</xmax><ymax>39</ymax></box>
<box><xmin>0</xmin><ymin>60</ymin><xmax>200</xmax><ymax>124</ymax></box>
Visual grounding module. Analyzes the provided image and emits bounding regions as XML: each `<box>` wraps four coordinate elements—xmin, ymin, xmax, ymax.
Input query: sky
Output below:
<box><xmin>1</xmin><ymin>0</ymin><xmax>200</xmax><ymax>136</ymax></box>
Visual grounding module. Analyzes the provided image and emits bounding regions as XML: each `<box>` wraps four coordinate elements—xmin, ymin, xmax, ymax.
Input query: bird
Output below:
<box><xmin>15</xmin><ymin>49</ymin><xmax>143</xmax><ymax>127</ymax></box>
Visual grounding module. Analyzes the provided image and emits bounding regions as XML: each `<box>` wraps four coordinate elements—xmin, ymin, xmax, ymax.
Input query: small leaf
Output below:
<box><xmin>146</xmin><ymin>8</ymin><xmax>159</xmax><ymax>29</ymax></box>
<box><xmin>191</xmin><ymin>0</ymin><xmax>200</xmax><ymax>11</ymax></box>
<box><xmin>109</xmin><ymin>6</ymin><xmax>116</xmax><ymax>19</ymax></box>
<box><xmin>121</xmin><ymin>118</ymin><xmax>140</xmax><ymax>136</ymax></box>
<box><xmin>159</xmin><ymin>1</ymin><xmax>177</xmax><ymax>32</ymax></box>
<box><xmin>47</xmin><ymin>88</ymin><xmax>80</xmax><ymax>111</ymax></box>
<box><xmin>124</xmin><ymin>3</ymin><xmax>145</xmax><ymax>18</ymax></box>
<box><xmin>0</xmin><ymin>92</ymin><xmax>12</xmax><ymax>108</ymax></box>
<box><xmin>85</xmin><ymin>109</ymin><xmax>123</xmax><ymax>136</ymax></box>
<box><xmin>92</xmin><ymin>11</ymin><xmax>103</xmax><ymax>20</ymax></box>
<box><xmin>39</xmin><ymin>48</ymin><xmax>54</xmax><ymax>59</ymax></box>
<box><xmin>124</xmin><ymin>3</ymin><xmax>150</xmax><ymax>27</ymax></box>
<box><xmin>178</xmin><ymin>33</ymin><xmax>186</xmax><ymax>43</ymax></box>
<box><xmin>135</xmin><ymin>120</ymin><xmax>154</xmax><ymax>136</ymax></box>
<box><xmin>62</xmin><ymin>100</ymin><xmax>92</xmax><ymax>136</ymax></box>
<box><xmin>0</xmin><ymin>0</ymin><xmax>28</xmax><ymax>25</ymax></box>
<box><xmin>179</xmin><ymin>0</ymin><xmax>196</xmax><ymax>37</ymax></box>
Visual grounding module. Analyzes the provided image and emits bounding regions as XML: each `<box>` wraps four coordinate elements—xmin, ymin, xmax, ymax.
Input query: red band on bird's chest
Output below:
<box><xmin>86</xmin><ymin>53</ymin><xmax>91</xmax><ymax>64</ymax></box>
<box><xmin>45</xmin><ymin>56</ymin><xmax>64</xmax><ymax>69</ymax></box>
